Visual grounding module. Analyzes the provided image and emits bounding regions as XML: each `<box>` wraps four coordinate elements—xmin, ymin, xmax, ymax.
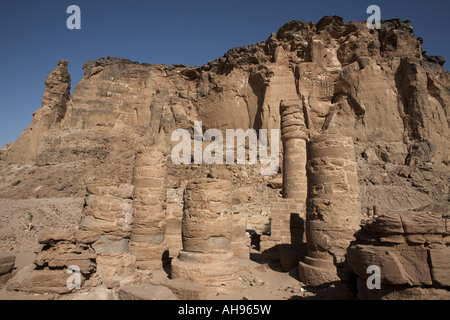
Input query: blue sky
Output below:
<box><xmin>1</xmin><ymin>0</ymin><xmax>449</xmax><ymax>148</ymax></box>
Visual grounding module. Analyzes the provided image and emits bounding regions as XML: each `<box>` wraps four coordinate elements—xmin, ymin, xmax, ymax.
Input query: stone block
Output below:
<box><xmin>429</xmin><ymin>248</ymin><xmax>450</xmax><ymax>287</ymax></box>
<box><xmin>38</xmin><ymin>229</ymin><xmax>75</xmax><ymax>244</ymax></box>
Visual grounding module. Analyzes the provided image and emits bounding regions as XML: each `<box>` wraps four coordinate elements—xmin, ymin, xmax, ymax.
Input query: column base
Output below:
<box><xmin>298</xmin><ymin>256</ymin><xmax>340</xmax><ymax>286</ymax></box>
<box><xmin>171</xmin><ymin>251</ymin><xmax>239</xmax><ymax>287</ymax></box>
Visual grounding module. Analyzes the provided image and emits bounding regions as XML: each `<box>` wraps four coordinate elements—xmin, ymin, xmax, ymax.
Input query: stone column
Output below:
<box><xmin>81</xmin><ymin>183</ymin><xmax>136</xmax><ymax>288</ymax></box>
<box><xmin>171</xmin><ymin>179</ymin><xmax>239</xmax><ymax>287</ymax></box>
<box><xmin>129</xmin><ymin>147</ymin><xmax>169</xmax><ymax>270</ymax></box>
<box><xmin>299</xmin><ymin>134</ymin><xmax>361</xmax><ymax>286</ymax></box>
<box><xmin>280</xmin><ymin>100</ymin><xmax>308</xmax><ymax>201</ymax></box>
<box><xmin>271</xmin><ymin>100</ymin><xmax>308</xmax><ymax>245</ymax></box>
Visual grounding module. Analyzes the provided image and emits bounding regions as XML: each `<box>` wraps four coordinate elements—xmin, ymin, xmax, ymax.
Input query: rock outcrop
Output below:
<box><xmin>299</xmin><ymin>134</ymin><xmax>361</xmax><ymax>286</ymax></box>
<box><xmin>348</xmin><ymin>211</ymin><xmax>450</xmax><ymax>300</ymax></box>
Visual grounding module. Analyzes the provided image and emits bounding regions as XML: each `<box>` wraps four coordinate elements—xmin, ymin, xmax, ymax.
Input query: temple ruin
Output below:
<box><xmin>1</xmin><ymin>16</ymin><xmax>449</xmax><ymax>300</ymax></box>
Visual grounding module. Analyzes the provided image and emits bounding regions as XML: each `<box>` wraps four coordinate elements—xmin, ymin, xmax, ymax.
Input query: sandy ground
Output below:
<box><xmin>0</xmin><ymin>197</ymin><xmax>84</xmax><ymax>253</ymax></box>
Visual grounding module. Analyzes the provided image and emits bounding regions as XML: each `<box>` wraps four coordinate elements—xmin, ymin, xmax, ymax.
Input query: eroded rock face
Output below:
<box><xmin>0</xmin><ymin>253</ymin><xmax>16</xmax><ymax>275</ymax></box>
<box><xmin>348</xmin><ymin>211</ymin><xmax>450</xmax><ymax>300</ymax></box>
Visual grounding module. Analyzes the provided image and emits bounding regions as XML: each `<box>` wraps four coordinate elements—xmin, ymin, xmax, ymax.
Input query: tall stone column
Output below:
<box><xmin>271</xmin><ymin>100</ymin><xmax>308</xmax><ymax>245</ymax></box>
<box><xmin>129</xmin><ymin>147</ymin><xmax>169</xmax><ymax>270</ymax></box>
<box><xmin>299</xmin><ymin>134</ymin><xmax>361</xmax><ymax>286</ymax></box>
<box><xmin>171</xmin><ymin>179</ymin><xmax>239</xmax><ymax>287</ymax></box>
<box><xmin>280</xmin><ymin>100</ymin><xmax>308</xmax><ymax>201</ymax></box>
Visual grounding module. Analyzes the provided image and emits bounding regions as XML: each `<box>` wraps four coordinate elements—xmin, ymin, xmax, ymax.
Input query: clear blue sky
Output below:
<box><xmin>1</xmin><ymin>0</ymin><xmax>449</xmax><ymax>148</ymax></box>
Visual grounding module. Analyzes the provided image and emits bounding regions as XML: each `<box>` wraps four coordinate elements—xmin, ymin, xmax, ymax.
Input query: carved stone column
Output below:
<box><xmin>171</xmin><ymin>179</ymin><xmax>239</xmax><ymax>287</ymax></box>
<box><xmin>129</xmin><ymin>147</ymin><xmax>169</xmax><ymax>270</ymax></box>
<box><xmin>299</xmin><ymin>134</ymin><xmax>361</xmax><ymax>286</ymax></box>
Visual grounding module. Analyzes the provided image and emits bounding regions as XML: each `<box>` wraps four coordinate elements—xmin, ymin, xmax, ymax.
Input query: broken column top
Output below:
<box><xmin>280</xmin><ymin>99</ymin><xmax>308</xmax><ymax>141</ymax></box>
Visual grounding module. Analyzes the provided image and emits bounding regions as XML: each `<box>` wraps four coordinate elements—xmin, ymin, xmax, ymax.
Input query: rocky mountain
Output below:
<box><xmin>0</xmin><ymin>16</ymin><xmax>448</xmax><ymax>300</ymax></box>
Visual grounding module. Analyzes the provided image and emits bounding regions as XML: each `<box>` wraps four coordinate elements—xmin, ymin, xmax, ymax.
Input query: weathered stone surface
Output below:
<box><xmin>280</xmin><ymin>99</ymin><xmax>308</xmax><ymax>200</ymax></box>
<box><xmin>86</xmin><ymin>184</ymin><xmax>135</xmax><ymax>199</ymax></box>
<box><xmin>38</xmin><ymin>229</ymin><xmax>75</xmax><ymax>244</ymax></box>
<box><xmin>96</xmin><ymin>253</ymin><xmax>135</xmax><ymax>279</ymax></box>
<box><xmin>231</xmin><ymin>214</ymin><xmax>250</xmax><ymax>260</ymax></box>
<box><xmin>13</xmin><ymin>252</ymin><xmax>35</xmax><ymax>271</ymax></box>
<box><xmin>118</xmin><ymin>285</ymin><xmax>177</xmax><ymax>300</ymax></box>
<box><xmin>75</xmin><ymin>230</ymin><xmax>102</xmax><ymax>244</ymax></box>
<box><xmin>401</xmin><ymin>212</ymin><xmax>446</xmax><ymax>234</ymax></box>
<box><xmin>129</xmin><ymin>147</ymin><xmax>169</xmax><ymax>270</ymax></box>
<box><xmin>34</xmin><ymin>243</ymin><xmax>97</xmax><ymax>275</ymax></box>
<box><xmin>300</xmin><ymin>134</ymin><xmax>361</xmax><ymax>286</ymax></box>
<box><xmin>349</xmin><ymin>210</ymin><xmax>449</xmax><ymax>299</ymax></box>
<box><xmin>165</xmin><ymin>279</ymin><xmax>207</xmax><ymax>300</ymax></box>
<box><xmin>92</xmin><ymin>235</ymin><xmax>131</xmax><ymax>255</ymax></box>
<box><xmin>0</xmin><ymin>253</ymin><xmax>16</xmax><ymax>275</ymax></box>
<box><xmin>128</xmin><ymin>241</ymin><xmax>169</xmax><ymax>263</ymax></box>
<box><xmin>298</xmin><ymin>259</ymin><xmax>340</xmax><ymax>287</ymax></box>
<box><xmin>365</xmin><ymin>214</ymin><xmax>404</xmax><ymax>235</ymax></box>
<box><xmin>171</xmin><ymin>253</ymin><xmax>239</xmax><ymax>287</ymax></box>
<box><xmin>79</xmin><ymin>184</ymin><xmax>134</xmax><ymax>238</ymax></box>
<box><xmin>181</xmin><ymin>179</ymin><xmax>233</xmax><ymax>253</ymax></box>
<box><xmin>172</xmin><ymin>179</ymin><xmax>239</xmax><ymax>287</ymax></box>
<box><xmin>428</xmin><ymin>248</ymin><xmax>450</xmax><ymax>287</ymax></box>
<box><xmin>7</xmin><ymin>265</ymin><xmax>83</xmax><ymax>294</ymax></box>
<box><xmin>80</xmin><ymin>216</ymin><xmax>131</xmax><ymax>238</ymax></box>
<box><xmin>347</xmin><ymin>244</ymin><xmax>431</xmax><ymax>286</ymax></box>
